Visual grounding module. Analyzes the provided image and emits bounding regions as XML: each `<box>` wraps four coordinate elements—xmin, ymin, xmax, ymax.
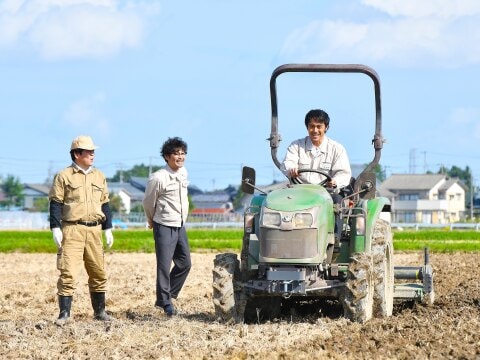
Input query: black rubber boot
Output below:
<box><xmin>55</xmin><ymin>295</ymin><xmax>72</xmax><ymax>326</ymax></box>
<box><xmin>90</xmin><ymin>292</ymin><xmax>112</xmax><ymax>321</ymax></box>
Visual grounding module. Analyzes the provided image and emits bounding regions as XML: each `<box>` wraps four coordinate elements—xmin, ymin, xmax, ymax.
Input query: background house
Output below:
<box><xmin>378</xmin><ymin>174</ymin><xmax>467</xmax><ymax>224</ymax></box>
<box><xmin>23</xmin><ymin>183</ymin><xmax>50</xmax><ymax>210</ymax></box>
<box><xmin>107</xmin><ymin>182</ymin><xmax>145</xmax><ymax>214</ymax></box>
<box><xmin>190</xmin><ymin>192</ymin><xmax>234</xmax><ymax>215</ymax></box>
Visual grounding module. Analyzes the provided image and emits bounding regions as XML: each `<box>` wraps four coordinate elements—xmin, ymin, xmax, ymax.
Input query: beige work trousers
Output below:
<box><xmin>57</xmin><ymin>223</ymin><xmax>107</xmax><ymax>296</ymax></box>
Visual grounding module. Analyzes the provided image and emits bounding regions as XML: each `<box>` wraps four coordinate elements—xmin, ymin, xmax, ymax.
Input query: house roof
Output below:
<box><xmin>379</xmin><ymin>174</ymin><xmax>446</xmax><ymax>191</ymax></box>
<box><xmin>130</xmin><ymin>176</ymin><xmax>148</xmax><ymax>191</ymax></box>
<box><xmin>108</xmin><ymin>182</ymin><xmax>145</xmax><ymax>201</ymax></box>
<box><xmin>23</xmin><ymin>183</ymin><xmax>51</xmax><ymax>196</ymax></box>
<box><xmin>377</xmin><ymin>187</ymin><xmax>395</xmax><ymax>198</ymax></box>
<box><xmin>438</xmin><ymin>178</ymin><xmax>468</xmax><ymax>192</ymax></box>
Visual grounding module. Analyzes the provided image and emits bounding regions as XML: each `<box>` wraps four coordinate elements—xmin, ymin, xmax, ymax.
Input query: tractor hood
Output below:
<box><xmin>264</xmin><ymin>184</ymin><xmax>333</xmax><ymax>212</ymax></box>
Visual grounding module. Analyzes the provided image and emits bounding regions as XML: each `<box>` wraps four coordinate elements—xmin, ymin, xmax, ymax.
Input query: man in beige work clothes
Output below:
<box><xmin>49</xmin><ymin>135</ymin><xmax>114</xmax><ymax>326</ymax></box>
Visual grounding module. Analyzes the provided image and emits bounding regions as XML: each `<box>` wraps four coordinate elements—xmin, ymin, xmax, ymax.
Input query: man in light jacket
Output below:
<box><xmin>143</xmin><ymin>137</ymin><xmax>191</xmax><ymax>316</ymax></box>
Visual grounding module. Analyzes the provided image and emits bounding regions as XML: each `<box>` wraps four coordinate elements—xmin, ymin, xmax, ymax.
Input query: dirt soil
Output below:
<box><xmin>0</xmin><ymin>251</ymin><xmax>479</xmax><ymax>359</ymax></box>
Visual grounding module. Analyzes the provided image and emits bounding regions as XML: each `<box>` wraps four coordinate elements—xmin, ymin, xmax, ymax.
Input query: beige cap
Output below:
<box><xmin>70</xmin><ymin>135</ymin><xmax>99</xmax><ymax>150</ymax></box>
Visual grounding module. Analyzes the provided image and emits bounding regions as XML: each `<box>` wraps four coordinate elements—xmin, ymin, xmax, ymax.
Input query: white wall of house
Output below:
<box><xmin>445</xmin><ymin>183</ymin><xmax>465</xmax><ymax>222</ymax></box>
<box><xmin>429</xmin><ymin>180</ymin><xmax>445</xmax><ymax>199</ymax></box>
<box><xmin>390</xmin><ymin>178</ymin><xmax>465</xmax><ymax>224</ymax></box>
<box><xmin>391</xmin><ymin>180</ymin><xmax>465</xmax><ymax>224</ymax></box>
<box><xmin>117</xmin><ymin>190</ymin><xmax>131</xmax><ymax>214</ymax></box>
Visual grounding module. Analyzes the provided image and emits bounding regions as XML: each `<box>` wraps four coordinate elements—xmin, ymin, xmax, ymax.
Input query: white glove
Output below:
<box><xmin>104</xmin><ymin>228</ymin><xmax>114</xmax><ymax>248</ymax></box>
<box><xmin>52</xmin><ymin>228</ymin><xmax>63</xmax><ymax>248</ymax></box>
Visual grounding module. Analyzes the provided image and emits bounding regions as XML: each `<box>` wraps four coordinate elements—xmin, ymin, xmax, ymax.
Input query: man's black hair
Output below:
<box><xmin>304</xmin><ymin>109</ymin><xmax>330</xmax><ymax>128</ymax></box>
<box><xmin>70</xmin><ymin>149</ymin><xmax>85</xmax><ymax>162</ymax></box>
<box><xmin>161</xmin><ymin>137</ymin><xmax>188</xmax><ymax>162</ymax></box>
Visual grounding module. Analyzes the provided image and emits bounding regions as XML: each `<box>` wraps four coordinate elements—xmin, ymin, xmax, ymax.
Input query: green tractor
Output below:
<box><xmin>212</xmin><ymin>64</ymin><xmax>434</xmax><ymax>323</ymax></box>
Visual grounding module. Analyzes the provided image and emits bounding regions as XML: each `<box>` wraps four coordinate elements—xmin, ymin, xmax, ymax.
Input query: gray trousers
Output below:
<box><xmin>153</xmin><ymin>222</ymin><xmax>191</xmax><ymax>307</ymax></box>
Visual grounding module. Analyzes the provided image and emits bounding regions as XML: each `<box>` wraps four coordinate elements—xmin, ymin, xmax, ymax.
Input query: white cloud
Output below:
<box><xmin>0</xmin><ymin>0</ymin><xmax>160</xmax><ymax>60</ymax></box>
<box><xmin>281</xmin><ymin>0</ymin><xmax>480</xmax><ymax>67</ymax></box>
<box><xmin>362</xmin><ymin>0</ymin><xmax>480</xmax><ymax>19</ymax></box>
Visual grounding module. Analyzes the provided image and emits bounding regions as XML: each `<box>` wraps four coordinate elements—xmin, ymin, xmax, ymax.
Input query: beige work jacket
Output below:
<box><xmin>49</xmin><ymin>165</ymin><xmax>109</xmax><ymax>223</ymax></box>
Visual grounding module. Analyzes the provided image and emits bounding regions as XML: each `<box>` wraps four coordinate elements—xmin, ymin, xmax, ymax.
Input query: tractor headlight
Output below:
<box><xmin>262</xmin><ymin>212</ymin><xmax>281</xmax><ymax>226</ymax></box>
<box><xmin>293</xmin><ymin>213</ymin><xmax>313</xmax><ymax>227</ymax></box>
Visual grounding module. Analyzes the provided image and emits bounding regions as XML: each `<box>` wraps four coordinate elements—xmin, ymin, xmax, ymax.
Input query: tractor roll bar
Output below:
<box><xmin>268</xmin><ymin>64</ymin><xmax>384</xmax><ymax>176</ymax></box>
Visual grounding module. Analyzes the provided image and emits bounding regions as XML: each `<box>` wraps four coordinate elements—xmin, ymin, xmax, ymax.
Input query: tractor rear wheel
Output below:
<box><xmin>372</xmin><ymin>218</ymin><xmax>394</xmax><ymax>317</ymax></box>
<box><xmin>212</xmin><ymin>253</ymin><xmax>245</xmax><ymax>323</ymax></box>
<box><xmin>343</xmin><ymin>252</ymin><xmax>374</xmax><ymax>323</ymax></box>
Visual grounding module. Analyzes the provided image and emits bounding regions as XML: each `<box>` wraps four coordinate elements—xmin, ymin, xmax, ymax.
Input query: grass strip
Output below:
<box><xmin>0</xmin><ymin>229</ymin><xmax>478</xmax><ymax>253</ymax></box>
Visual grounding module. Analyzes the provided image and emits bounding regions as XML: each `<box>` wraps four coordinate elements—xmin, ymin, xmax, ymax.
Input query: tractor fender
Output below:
<box><xmin>364</xmin><ymin>197</ymin><xmax>391</xmax><ymax>252</ymax></box>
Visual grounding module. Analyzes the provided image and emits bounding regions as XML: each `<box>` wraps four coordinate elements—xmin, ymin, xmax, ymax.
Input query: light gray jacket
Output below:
<box><xmin>280</xmin><ymin>136</ymin><xmax>352</xmax><ymax>188</ymax></box>
<box><xmin>143</xmin><ymin>166</ymin><xmax>189</xmax><ymax>227</ymax></box>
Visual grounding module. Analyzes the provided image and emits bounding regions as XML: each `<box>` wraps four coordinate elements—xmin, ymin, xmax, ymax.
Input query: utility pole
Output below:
<box><xmin>116</xmin><ymin>163</ymin><xmax>124</xmax><ymax>183</ymax></box>
<box><xmin>470</xmin><ymin>173</ymin><xmax>474</xmax><ymax>220</ymax></box>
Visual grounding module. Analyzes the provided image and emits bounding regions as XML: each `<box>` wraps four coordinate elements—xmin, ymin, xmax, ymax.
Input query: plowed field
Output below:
<box><xmin>1</xmin><ymin>252</ymin><xmax>479</xmax><ymax>359</ymax></box>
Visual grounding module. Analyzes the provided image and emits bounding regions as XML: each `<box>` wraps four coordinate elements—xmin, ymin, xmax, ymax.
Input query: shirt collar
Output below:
<box><xmin>72</xmin><ymin>162</ymin><xmax>93</xmax><ymax>174</ymax></box>
<box><xmin>165</xmin><ymin>165</ymin><xmax>186</xmax><ymax>179</ymax></box>
<box><xmin>305</xmin><ymin>136</ymin><xmax>329</xmax><ymax>153</ymax></box>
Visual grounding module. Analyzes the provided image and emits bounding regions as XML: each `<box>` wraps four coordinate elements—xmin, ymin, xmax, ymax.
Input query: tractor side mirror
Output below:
<box><xmin>241</xmin><ymin>166</ymin><xmax>256</xmax><ymax>194</ymax></box>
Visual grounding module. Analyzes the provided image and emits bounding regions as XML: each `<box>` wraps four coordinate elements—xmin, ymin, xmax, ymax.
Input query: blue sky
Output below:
<box><xmin>1</xmin><ymin>0</ymin><xmax>480</xmax><ymax>192</ymax></box>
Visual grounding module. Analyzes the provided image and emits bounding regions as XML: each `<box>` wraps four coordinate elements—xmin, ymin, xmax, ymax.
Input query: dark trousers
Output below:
<box><xmin>153</xmin><ymin>222</ymin><xmax>191</xmax><ymax>307</ymax></box>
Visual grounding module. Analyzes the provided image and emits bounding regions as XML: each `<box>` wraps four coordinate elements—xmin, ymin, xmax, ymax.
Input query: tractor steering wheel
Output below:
<box><xmin>291</xmin><ymin>169</ymin><xmax>333</xmax><ymax>187</ymax></box>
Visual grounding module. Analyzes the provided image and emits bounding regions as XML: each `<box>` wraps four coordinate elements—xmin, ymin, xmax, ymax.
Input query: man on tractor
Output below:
<box><xmin>280</xmin><ymin>109</ymin><xmax>352</xmax><ymax>242</ymax></box>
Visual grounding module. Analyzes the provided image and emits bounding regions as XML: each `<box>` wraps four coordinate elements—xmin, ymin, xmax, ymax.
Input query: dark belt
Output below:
<box><xmin>77</xmin><ymin>221</ymin><xmax>100</xmax><ymax>227</ymax></box>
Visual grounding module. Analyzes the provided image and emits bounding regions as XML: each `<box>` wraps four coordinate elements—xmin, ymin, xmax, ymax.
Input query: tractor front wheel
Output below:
<box><xmin>372</xmin><ymin>218</ymin><xmax>394</xmax><ymax>317</ymax></box>
<box><xmin>343</xmin><ymin>252</ymin><xmax>374</xmax><ymax>323</ymax></box>
<box><xmin>212</xmin><ymin>253</ymin><xmax>245</xmax><ymax>323</ymax></box>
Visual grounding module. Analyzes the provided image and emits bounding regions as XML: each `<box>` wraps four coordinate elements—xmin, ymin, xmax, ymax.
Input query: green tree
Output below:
<box><xmin>188</xmin><ymin>194</ymin><xmax>195</xmax><ymax>212</ymax></box>
<box><xmin>130</xmin><ymin>203</ymin><xmax>145</xmax><ymax>213</ymax></box>
<box><xmin>438</xmin><ymin>165</ymin><xmax>472</xmax><ymax>189</ymax></box>
<box><xmin>108</xmin><ymin>163</ymin><xmax>162</xmax><ymax>182</ymax></box>
<box><xmin>32</xmin><ymin>198</ymin><xmax>49</xmax><ymax>212</ymax></box>
<box><xmin>1</xmin><ymin>175</ymin><xmax>24</xmax><ymax>209</ymax></box>
<box><xmin>109</xmin><ymin>194</ymin><xmax>125</xmax><ymax>213</ymax></box>
<box><xmin>233</xmin><ymin>188</ymin><xmax>247</xmax><ymax>211</ymax></box>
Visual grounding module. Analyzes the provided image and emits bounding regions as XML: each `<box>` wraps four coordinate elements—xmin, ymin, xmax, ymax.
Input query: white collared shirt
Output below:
<box><xmin>280</xmin><ymin>136</ymin><xmax>352</xmax><ymax>188</ymax></box>
<box><xmin>143</xmin><ymin>165</ymin><xmax>189</xmax><ymax>227</ymax></box>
